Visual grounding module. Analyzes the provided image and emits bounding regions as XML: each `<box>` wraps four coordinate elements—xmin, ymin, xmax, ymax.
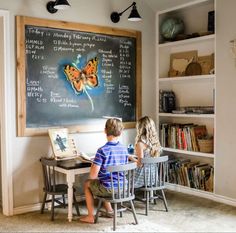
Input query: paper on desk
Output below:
<box><xmin>77</xmin><ymin>152</ymin><xmax>93</xmax><ymax>163</ymax></box>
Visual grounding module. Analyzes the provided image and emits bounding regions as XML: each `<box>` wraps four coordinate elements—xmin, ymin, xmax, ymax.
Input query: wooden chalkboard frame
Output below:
<box><xmin>16</xmin><ymin>16</ymin><xmax>142</xmax><ymax>136</ymax></box>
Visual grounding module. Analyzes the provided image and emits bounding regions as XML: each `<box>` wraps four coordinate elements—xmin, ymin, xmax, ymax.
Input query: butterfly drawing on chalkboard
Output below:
<box><xmin>64</xmin><ymin>57</ymin><xmax>99</xmax><ymax>112</ymax></box>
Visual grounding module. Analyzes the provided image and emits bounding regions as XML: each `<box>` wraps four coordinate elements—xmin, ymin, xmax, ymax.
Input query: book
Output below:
<box><xmin>159</xmin><ymin>90</ymin><xmax>176</xmax><ymax>113</ymax></box>
<box><xmin>77</xmin><ymin>152</ymin><xmax>93</xmax><ymax>163</ymax></box>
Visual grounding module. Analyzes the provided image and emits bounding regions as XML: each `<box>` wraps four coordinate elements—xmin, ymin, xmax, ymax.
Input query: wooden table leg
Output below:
<box><xmin>66</xmin><ymin>172</ymin><xmax>75</xmax><ymax>222</ymax></box>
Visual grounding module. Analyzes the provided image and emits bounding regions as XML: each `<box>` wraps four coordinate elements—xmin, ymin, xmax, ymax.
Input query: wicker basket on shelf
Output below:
<box><xmin>197</xmin><ymin>137</ymin><xmax>213</xmax><ymax>153</ymax></box>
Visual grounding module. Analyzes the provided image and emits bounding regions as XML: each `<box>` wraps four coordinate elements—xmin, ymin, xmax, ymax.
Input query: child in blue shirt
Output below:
<box><xmin>80</xmin><ymin>118</ymin><xmax>128</xmax><ymax>223</ymax></box>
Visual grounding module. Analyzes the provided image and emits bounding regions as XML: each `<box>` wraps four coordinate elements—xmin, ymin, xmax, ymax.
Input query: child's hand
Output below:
<box><xmin>128</xmin><ymin>155</ymin><xmax>137</xmax><ymax>162</ymax></box>
<box><xmin>137</xmin><ymin>160</ymin><xmax>143</xmax><ymax>168</ymax></box>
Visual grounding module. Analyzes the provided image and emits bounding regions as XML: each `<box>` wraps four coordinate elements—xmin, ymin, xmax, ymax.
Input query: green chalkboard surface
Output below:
<box><xmin>17</xmin><ymin>16</ymin><xmax>141</xmax><ymax>136</ymax></box>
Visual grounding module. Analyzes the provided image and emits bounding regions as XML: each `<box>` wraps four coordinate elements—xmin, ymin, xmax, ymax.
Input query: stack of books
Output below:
<box><xmin>168</xmin><ymin>157</ymin><xmax>214</xmax><ymax>192</ymax></box>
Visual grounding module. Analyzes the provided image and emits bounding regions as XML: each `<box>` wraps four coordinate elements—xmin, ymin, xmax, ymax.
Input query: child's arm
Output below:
<box><xmin>135</xmin><ymin>142</ymin><xmax>146</xmax><ymax>167</ymax></box>
<box><xmin>89</xmin><ymin>163</ymin><xmax>100</xmax><ymax>179</ymax></box>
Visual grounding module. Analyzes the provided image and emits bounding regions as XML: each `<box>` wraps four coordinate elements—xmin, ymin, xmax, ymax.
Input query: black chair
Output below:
<box><xmin>94</xmin><ymin>162</ymin><xmax>138</xmax><ymax>231</ymax></box>
<box><xmin>40</xmin><ymin>157</ymin><xmax>80</xmax><ymax>220</ymax></box>
<box><xmin>135</xmin><ymin>155</ymin><xmax>169</xmax><ymax>216</ymax></box>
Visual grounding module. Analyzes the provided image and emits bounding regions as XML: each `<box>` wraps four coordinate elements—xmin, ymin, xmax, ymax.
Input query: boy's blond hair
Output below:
<box><xmin>105</xmin><ymin>118</ymin><xmax>124</xmax><ymax>137</ymax></box>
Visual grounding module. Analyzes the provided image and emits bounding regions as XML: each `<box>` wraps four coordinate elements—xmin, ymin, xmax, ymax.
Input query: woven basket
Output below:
<box><xmin>197</xmin><ymin>138</ymin><xmax>213</xmax><ymax>153</ymax></box>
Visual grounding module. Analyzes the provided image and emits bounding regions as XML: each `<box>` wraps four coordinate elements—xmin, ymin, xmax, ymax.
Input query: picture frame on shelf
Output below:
<box><xmin>169</xmin><ymin>50</ymin><xmax>198</xmax><ymax>77</ymax></box>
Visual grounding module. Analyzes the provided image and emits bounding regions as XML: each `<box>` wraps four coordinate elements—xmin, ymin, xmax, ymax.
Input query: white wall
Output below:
<box><xmin>215</xmin><ymin>0</ymin><xmax>236</xmax><ymax>199</ymax></box>
<box><xmin>0</xmin><ymin>16</ymin><xmax>3</xmax><ymax>205</ymax></box>
<box><xmin>0</xmin><ymin>0</ymin><xmax>156</xmax><ymax>209</ymax></box>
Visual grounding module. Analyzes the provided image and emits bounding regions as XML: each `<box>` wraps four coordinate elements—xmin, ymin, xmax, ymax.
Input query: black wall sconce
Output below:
<box><xmin>47</xmin><ymin>0</ymin><xmax>71</xmax><ymax>14</ymax></box>
<box><xmin>110</xmin><ymin>2</ymin><xmax>142</xmax><ymax>23</ymax></box>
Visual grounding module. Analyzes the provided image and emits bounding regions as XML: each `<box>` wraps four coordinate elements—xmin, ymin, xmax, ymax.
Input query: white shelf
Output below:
<box><xmin>159</xmin><ymin>34</ymin><xmax>215</xmax><ymax>48</ymax></box>
<box><xmin>159</xmin><ymin>113</ymin><xmax>215</xmax><ymax>119</ymax></box>
<box><xmin>158</xmin><ymin>0</ymin><xmax>214</xmax><ymax>15</ymax></box>
<box><xmin>159</xmin><ymin>74</ymin><xmax>215</xmax><ymax>82</ymax></box>
<box><xmin>162</xmin><ymin>147</ymin><xmax>214</xmax><ymax>158</ymax></box>
<box><xmin>166</xmin><ymin>183</ymin><xmax>214</xmax><ymax>199</ymax></box>
<box><xmin>157</xmin><ymin>0</ymin><xmax>215</xmax><ymax>197</ymax></box>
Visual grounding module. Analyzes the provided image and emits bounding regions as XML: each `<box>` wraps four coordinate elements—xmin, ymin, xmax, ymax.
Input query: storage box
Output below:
<box><xmin>197</xmin><ymin>138</ymin><xmax>213</xmax><ymax>153</ymax></box>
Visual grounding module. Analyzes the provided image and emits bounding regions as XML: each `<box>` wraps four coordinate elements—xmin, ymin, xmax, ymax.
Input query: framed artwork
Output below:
<box><xmin>198</xmin><ymin>54</ymin><xmax>214</xmax><ymax>75</ymax></box>
<box><xmin>169</xmin><ymin>50</ymin><xmax>198</xmax><ymax>77</ymax></box>
<box><xmin>48</xmin><ymin>128</ymin><xmax>74</xmax><ymax>160</ymax></box>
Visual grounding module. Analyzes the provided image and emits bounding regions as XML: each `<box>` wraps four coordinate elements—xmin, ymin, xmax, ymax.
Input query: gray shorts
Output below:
<box><xmin>89</xmin><ymin>179</ymin><xmax>112</xmax><ymax>197</ymax></box>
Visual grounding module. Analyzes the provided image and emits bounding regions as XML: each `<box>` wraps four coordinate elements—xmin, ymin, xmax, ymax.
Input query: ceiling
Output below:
<box><xmin>145</xmin><ymin>0</ymin><xmax>196</xmax><ymax>12</ymax></box>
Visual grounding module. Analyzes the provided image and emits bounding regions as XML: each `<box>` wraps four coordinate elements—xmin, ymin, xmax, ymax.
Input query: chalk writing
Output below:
<box><xmin>24</xmin><ymin>24</ymin><xmax>137</xmax><ymax>128</ymax></box>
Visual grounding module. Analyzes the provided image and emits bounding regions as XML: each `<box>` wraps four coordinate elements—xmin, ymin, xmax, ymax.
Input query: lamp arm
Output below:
<box><xmin>119</xmin><ymin>2</ymin><xmax>136</xmax><ymax>16</ymax></box>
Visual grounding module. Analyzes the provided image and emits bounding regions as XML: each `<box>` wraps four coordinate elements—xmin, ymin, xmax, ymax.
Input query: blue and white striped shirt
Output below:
<box><xmin>93</xmin><ymin>141</ymin><xmax>128</xmax><ymax>189</ymax></box>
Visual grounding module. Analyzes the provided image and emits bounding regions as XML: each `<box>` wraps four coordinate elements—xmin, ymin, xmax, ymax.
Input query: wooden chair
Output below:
<box><xmin>135</xmin><ymin>156</ymin><xmax>169</xmax><ymax>216</ymax></box>
<box><xmin>94</xmin><ymin>162</ymin><xmax>138</xmax><ymax>231</ymax></box>
<box><xmin>40</xmin><ymin>157</ymin><xmax>80</xmax><ymax>220</ymax></box>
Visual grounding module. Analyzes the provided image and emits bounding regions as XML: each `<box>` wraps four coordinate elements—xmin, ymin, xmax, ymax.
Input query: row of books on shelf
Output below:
<box><xmin>160</xmin><ymin>123</ymin><xmax>209</xmax><ymax>152</ymax></box>
<box><xmin>167</xmin><ymin>157</ymin><xmax>213</xmax><ymax>192</ymax></box>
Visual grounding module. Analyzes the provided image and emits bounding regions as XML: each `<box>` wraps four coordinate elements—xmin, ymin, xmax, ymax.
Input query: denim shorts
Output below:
<box><xmin>89</xmin><ymin>179</ymin><xmax>112</xmax><ymax>197</ymax></box>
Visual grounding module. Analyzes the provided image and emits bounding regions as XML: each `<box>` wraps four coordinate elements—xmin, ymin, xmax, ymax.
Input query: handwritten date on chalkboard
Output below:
<box><xmin>16</xmin><ymin>16</ymin><xmax>141</xmax><ymax>136</ymax></box>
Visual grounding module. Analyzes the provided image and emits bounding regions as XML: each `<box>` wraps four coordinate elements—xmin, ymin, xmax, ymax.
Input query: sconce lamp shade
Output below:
<box><xmin>54</xmin><ymin>0</ymin><xmax>70</xmax><ymax>10</ymax></box>
<box><xmin>128</xmin><ymin>5</ymin><xmax>142</xmax><ymax>21</ymax></box>
<box><xmin>110</xmin><ymin>2</ymin><xmax>142</xmax><ymax>23</ymax></box>
<box><xmin>47</xmin><ymin>0</ymin><xmax>70</xmax><ymax>14</ymax></box>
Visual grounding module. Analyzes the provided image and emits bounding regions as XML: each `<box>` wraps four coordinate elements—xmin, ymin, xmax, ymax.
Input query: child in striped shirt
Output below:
<box><xmin>80</xmin><ymin>118</ymin><xmax>128</xmax><ymax>224</ymax></box>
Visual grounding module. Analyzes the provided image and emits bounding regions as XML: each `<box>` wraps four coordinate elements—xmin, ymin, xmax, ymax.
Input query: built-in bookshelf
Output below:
<box><xmin>156</xmin><ymin>0</ymin><xmax>215</xmax><ymax>196</ymax></box>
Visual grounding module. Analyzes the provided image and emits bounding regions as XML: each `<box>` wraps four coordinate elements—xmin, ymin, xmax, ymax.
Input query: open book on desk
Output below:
<box><xmin>76</xmin><ymin>152</ymin><xmax>94</xmax><ymax>163</ymax></box>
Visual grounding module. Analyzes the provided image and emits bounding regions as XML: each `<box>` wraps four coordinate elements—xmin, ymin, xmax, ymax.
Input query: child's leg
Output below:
<box><xmin>103</xmin><ymin>201</ymin><xmax>113</xmax><ymax>212</ymax></box>
<box><xmin>80</xmin><ymin>180</ymin><xmax>95</xmax><ymax>223</ymax></box>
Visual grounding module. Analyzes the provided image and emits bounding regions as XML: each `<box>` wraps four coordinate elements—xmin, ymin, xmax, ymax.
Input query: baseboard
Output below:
<box><xmin>212</xmin><ymin>194</ymin><xmax>236</xmax><ymax>207</ymax></box>
<box><xmin>13</xmin><ymin>195</ymin><xmax>86</xmax><ymax>215</ymax></box>
<box><xmin>166</xmin><ymin>183</ymin><xmax>236</xmax><ymax>207</ymax></box>
<box><xmin>13</xmin><ymin>203</ymin><xmax>41</xmax><ymax>215</ymax></box>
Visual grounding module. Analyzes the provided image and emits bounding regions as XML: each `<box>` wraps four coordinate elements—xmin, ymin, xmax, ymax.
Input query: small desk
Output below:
<box><xmin>55</xmin><ymin>161</ymin><xmax>91</xmax><ymax>222</ymax></box>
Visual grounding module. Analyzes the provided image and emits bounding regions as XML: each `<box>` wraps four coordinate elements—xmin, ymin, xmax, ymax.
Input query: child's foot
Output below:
<box><xmin>79</xmin><ymin>215</ymin><xmax>94</xmax><ymax>224</ymax></box>
<box><xmin>100</xmin><ymin>210</ymin><xmax>114</xmax><ymax>218</ymax></box>
<box><xmin>105</xmin><ymin>210</ymin><xmax>114</xmax><ymax>218</ymax></box>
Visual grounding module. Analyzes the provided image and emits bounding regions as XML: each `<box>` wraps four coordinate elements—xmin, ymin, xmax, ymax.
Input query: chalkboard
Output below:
<box><xmin>16</xmin><ymin>16</ymin><xmax>141</xmax><ymax>136</ymax></box>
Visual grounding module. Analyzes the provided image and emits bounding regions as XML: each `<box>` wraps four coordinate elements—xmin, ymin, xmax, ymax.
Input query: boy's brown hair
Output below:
<box><xmin>105</xmin><ymin>118</ymin><xmax>124</xmax><ymax>137</ymax></box>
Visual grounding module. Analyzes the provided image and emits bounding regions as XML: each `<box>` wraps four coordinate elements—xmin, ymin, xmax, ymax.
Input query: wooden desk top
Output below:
<box><xmin>57</xmin><ymin>159</ymin><xmax>91</xmax><ymax>170</ymax></box>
